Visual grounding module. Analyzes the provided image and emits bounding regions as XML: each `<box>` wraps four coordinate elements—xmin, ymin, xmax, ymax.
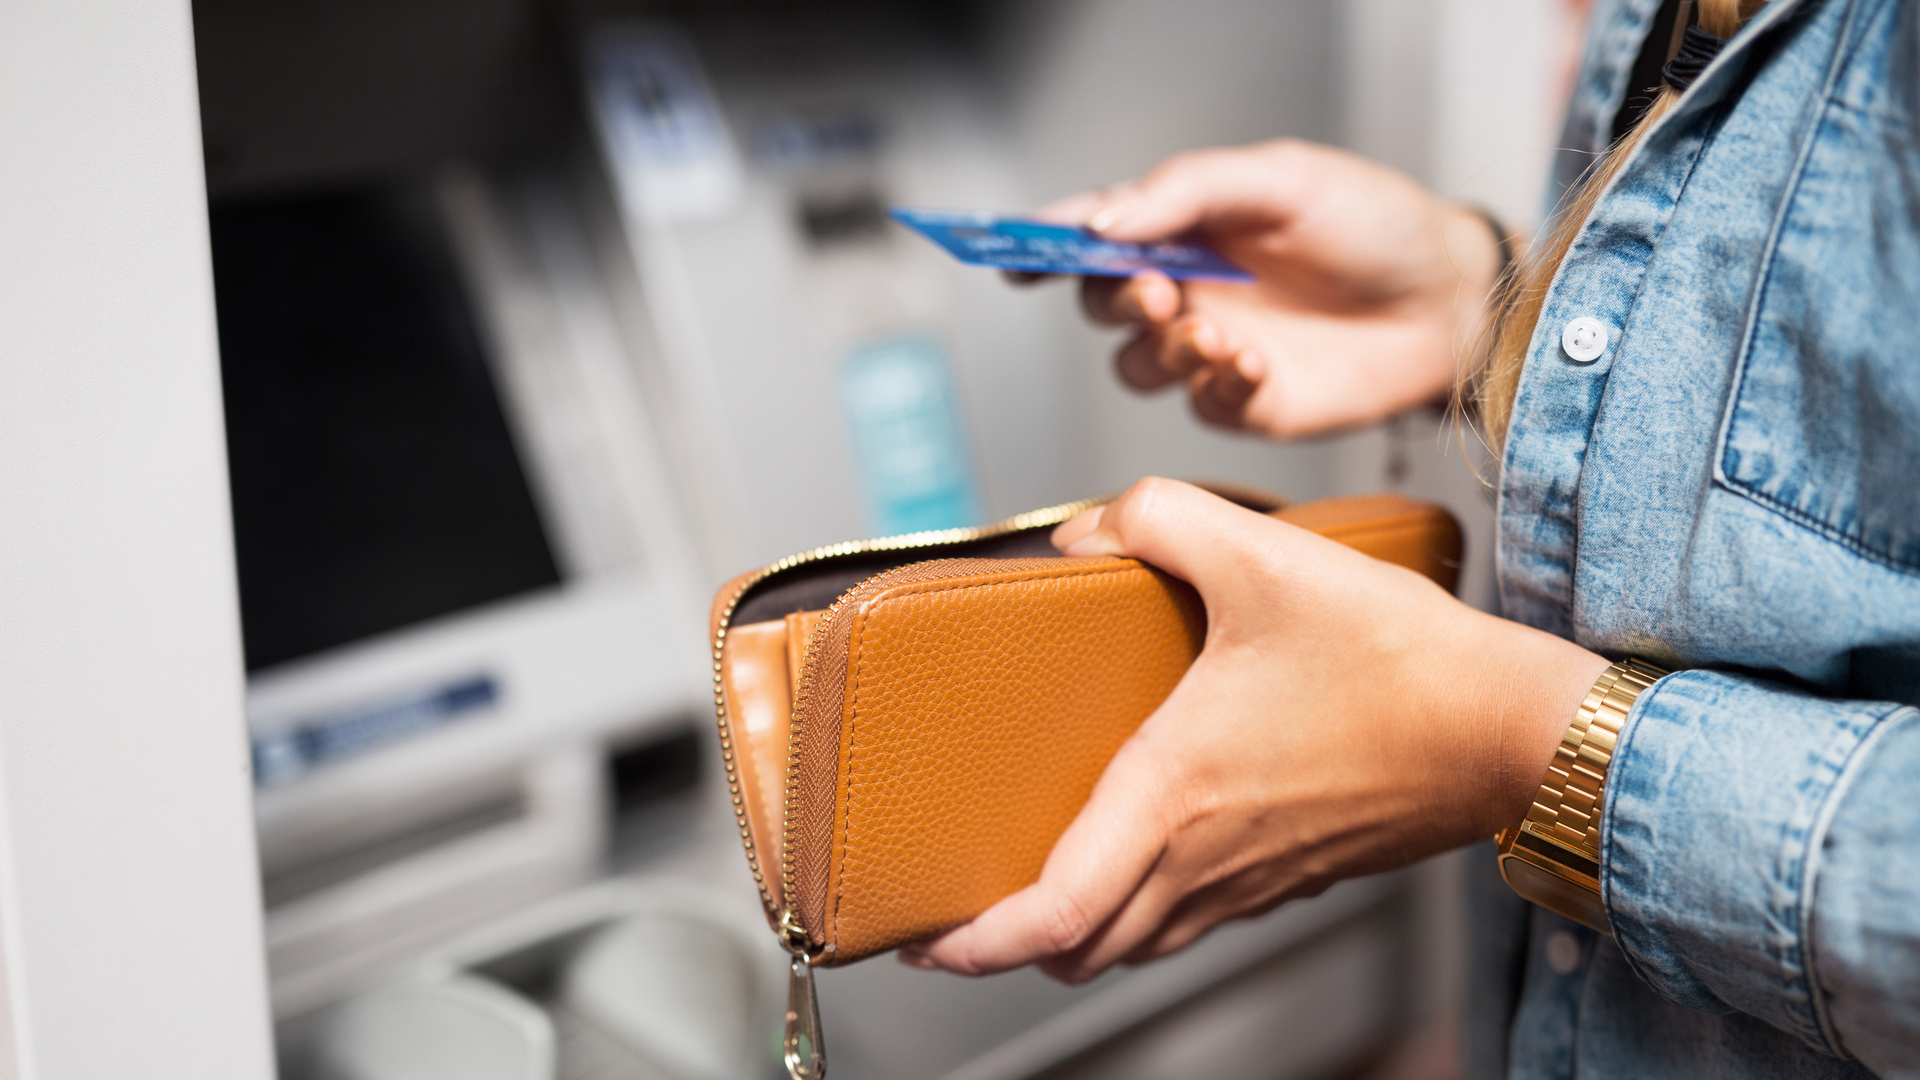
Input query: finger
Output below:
<box><xmin>1187</xmin><ymin>348</ymin><xmax>1267</xmax><ymax>430</ymax></box>
<box><xmin>913</xmin><ymin>749</ymin><xmax>1171</xmax><ymax>976</ymax></box>
<box><xmin>1087</xmin><ymin>143</ymin><xmax>1309</xmax><ymax>242</ymax></box>
<box><xmin>1114</xmin><ymin>331</ymin><xmax>1183</xmax><ymax>391</ymax></box>
<box><xmin>1033</xmin><ymin>904</ymin><xmax>1150</xmax><ymax>983</ymax></box>
<box><xmin>1032</xmin><ymin>786</ymin><xmax>1312</xmax><ymax>982</ymax></box>
<box><xmin>1031</xmin><ymin>864</ymin><xmax>1195</xmax><ymax>982</ymax></box>
<box><xmin>1111</xmin><ymin>315</ymin><xmax>1245</xmax><ymax>397</ymax></box>
<box><xmin>1036</xmin><ymin>787</ymin><xmax>1303</xmax><ymax>982</ymax></box>
<box><xmin>1081</xmin><ymin>272</ymin><xmax>1181</xmax><ymax>327</ymax></box>
<box><xmin>1050</xmin><ymin>505</ymin><xmax>1104</xmax><ymax>552</ymax></box>
<box><xmin>1120</xmin><ymin>901</ymin><xmax>1246</xmax><ymax>967</ymax></box>
<box><xmin>1161</xmin><ymin>316</ymin><xmax>1238</xmax><ymax>375</ymax></box>
<box><xmin>1122</xmin><ymin>863</ymin><xmax>1327</xmax><ymax>965</ymax></box>
<box><xmin>1002</xmin><ymin>270</ymin><xmax>1052</xmax><ymax>287</ymax></box>
<box><xmin>896</xmin><ymin>946</ymin><xmax>939</xmax><ymax>971</ymax></box>
<box><xmin>1119</xmin><ymin>873</ymin><xmax>1285</xmax><ymax>965</ymax></box>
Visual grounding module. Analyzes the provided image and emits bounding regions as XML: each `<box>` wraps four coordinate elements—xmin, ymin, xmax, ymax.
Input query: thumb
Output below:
<box><xmin>1032</xmin><ymin>188</ymin><xmax>1112</xmax><ymax>226</ymax></box>
<box><xmin>1088</xmin><ymin>144</ymin><xmax>1308</xmax><ymax>242</ymax></box>
<box><xmin>1058</xmin><ymin>478</ymin><xmax>1280</xmax><ymax>603</ymax></box>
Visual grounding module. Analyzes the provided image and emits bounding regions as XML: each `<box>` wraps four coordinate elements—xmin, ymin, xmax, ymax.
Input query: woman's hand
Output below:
<box><xmin>899</xmin><ymin>479</ymin><xmax>1603</xmax><ymax>983</ymax></box>
<box><xmin>1034</xmin><ymin>141</ymin><xmax>1507</xmax><ymax>439</ymax></box>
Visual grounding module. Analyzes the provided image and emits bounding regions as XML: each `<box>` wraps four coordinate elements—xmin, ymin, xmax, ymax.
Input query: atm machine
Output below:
<box><xmin>192</xmin><ymin>2</ymin><xmax>1416</xmax><ymax>1077</ymax></box>
<box><xmin>577</xmin><ymin>22</ymin><xmax>1084</xmax><ymax>572</ymax></box>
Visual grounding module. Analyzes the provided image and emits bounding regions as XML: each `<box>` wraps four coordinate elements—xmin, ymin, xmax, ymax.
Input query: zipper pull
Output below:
<box><xmin>784</xmin><ymin>951</ymin><xmax>825</xmax><ymax>1079</ymax></box>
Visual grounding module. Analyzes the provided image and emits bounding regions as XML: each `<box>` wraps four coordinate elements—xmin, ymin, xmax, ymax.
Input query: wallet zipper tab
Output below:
<box><xmin>784</xmin><ymin>953</ymin><xmax>825</xmax><ymax>1079</ymax></box>
<box><xmin>779</xmin><ymin>910</ymin><xmax>827</xmax><ymax>1079</ymax></box>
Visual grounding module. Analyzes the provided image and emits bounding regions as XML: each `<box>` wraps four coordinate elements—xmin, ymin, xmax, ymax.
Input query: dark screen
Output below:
<box><xmin>211</xmin><ymin>185</ymin><xmax>562</xmax><ymax>672</ymax></box>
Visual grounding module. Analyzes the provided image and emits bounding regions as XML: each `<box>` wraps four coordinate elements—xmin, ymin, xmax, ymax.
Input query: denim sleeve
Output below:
<box><xmin>1811</xmin><ymin>706</ymin><xmax>1920</xmax><ymax>1077</ymax></box>
<box><xmin>1601</xmin><ymin>669</ymin><xmax>1920</xmax><ymax>1067</ymax></box>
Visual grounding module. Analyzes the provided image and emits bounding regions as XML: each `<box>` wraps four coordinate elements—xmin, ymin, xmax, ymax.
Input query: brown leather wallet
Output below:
<box><xmin>710</xmin><ymin>489</ymin><xmax>1462</xmax><ymax>972</ymax></box>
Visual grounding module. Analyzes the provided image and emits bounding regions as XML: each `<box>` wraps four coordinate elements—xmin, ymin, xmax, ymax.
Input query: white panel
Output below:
<box><xmin>1339</xmin><ymin>0</ymin><xmax>1440</xmax><ymax>178</ymax></box>
<box><xmin>1430</xmin><ymin>0</ymin><xmax>1568</xmax><ymax>229</ymax></box>
<box><xmin>0</xmin><ymin>0</ymin><xmax>275</xmax><ymax>1076</ymax></box>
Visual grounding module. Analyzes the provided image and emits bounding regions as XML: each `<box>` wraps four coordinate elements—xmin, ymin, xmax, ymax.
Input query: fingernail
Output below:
<box><xmin>1061</xmin><ymin>531</ymin><xmax>1125</xmax><ymax>558</ymax></box>
<box><xmin>1140</xmin><ymin>272</ymin><xmax>1182</xmax><ymax>322</ymax></box>
<box><xmin>1088</xmin><ymin>199</ymin><xmax>1131</xmax><ymax>235</ymax></box>
<box><xmin>1192</xmin><ymin>321</ymin><xmax>1222</xmax><ymax>356</ymax></box>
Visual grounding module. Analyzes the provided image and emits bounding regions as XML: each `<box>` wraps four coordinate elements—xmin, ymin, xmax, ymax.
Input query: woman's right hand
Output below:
<box><xmin>1039</xmin><ymin>140</ymin><xmax>1507</xmax><ymax>439</ymax></box>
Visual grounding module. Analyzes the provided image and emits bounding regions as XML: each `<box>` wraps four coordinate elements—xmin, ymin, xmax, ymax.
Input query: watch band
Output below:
<box><xmin>1497</xmin><ymin>657</ymin><xmax>1668</xmax><ymax>934</ymax></box>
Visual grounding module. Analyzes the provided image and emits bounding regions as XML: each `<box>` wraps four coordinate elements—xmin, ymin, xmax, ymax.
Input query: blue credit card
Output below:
<box><xmin>890</xmin><ymin>207</ymin><xmax>1253</xmax><ymax>283</ymax></box>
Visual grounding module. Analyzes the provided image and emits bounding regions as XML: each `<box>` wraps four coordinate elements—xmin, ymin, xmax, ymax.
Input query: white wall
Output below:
<box><xmin>0</xmin><ymin>0</ymin><xmax>276</xmax><ymax>1075</ymax></box>
<box><xmin>1345</xmin><ymin>0</ymin><xmax>1568</xmax><ymax>229</ymax></box>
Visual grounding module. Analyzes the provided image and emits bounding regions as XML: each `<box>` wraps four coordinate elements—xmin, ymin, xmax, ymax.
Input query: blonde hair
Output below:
<box><xmin>1465</xmin><ymin>0</ymin><xmax>1763</xmax><ymax>452</ymax></box>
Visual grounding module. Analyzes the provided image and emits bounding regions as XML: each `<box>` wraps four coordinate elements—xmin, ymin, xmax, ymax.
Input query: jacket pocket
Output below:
<box><xmin>1716</xmin><ymin>78</ymin><xmax>1920</xmax><ymax>574</ymax></box>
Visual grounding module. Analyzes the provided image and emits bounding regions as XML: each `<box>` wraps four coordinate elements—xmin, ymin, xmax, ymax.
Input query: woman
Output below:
<box><xmin>898</xmin><ymin>0</ymin><xmax>1920</xmax><ymax>1076</ymax></box>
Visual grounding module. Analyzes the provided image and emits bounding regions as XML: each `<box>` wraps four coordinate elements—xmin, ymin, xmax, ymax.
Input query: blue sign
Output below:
<box><xmin>839</xmin><ymin>338</ymin><xmax>981</xmax><ymax>536</ymax></box>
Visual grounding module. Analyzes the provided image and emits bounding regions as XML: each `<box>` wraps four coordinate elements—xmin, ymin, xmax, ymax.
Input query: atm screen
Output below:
<box><xmin>210</xmin><ymin>184</ymin><xmax>561</xmax><ymax>672</ymax></box>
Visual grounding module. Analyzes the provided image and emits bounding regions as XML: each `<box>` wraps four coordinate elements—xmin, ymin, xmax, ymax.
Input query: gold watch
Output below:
<box><xmin>1497</xmin><ymin>658</ymin><xmax>1669</xmax><ymax>934</ymax></box>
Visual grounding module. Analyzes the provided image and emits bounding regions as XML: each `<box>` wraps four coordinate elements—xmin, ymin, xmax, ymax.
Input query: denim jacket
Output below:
<box><xmin>1487</xmin><ymin>0</ymin><xmax>1920</xmax><ymax>1076</ymax></box>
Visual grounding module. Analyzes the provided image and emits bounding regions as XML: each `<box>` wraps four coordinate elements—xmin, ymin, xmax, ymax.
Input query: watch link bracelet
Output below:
<box><xmin>1497</xmin><ymin>658</ymin><xmax>1669</xmax><ymax>934</ymax></box>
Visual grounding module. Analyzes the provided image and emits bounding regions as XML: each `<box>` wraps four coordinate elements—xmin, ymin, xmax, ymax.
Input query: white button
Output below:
<box><xmin>1545</xmin><ymin>930</ymin><xmax>1583</xmax><ymax>975</ymax></box>
<box><xmin>1561</xmin><ymin>317</ymin><xmax>1609</xmax><ymax>363</ymax></box>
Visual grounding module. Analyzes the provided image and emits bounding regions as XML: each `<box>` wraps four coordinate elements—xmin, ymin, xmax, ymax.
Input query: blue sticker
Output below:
<box><xmin>890</xmin><ymin>207</ymin><xmax>1252</xmax><ymax>283</ymax></box>
<box><xmin>252</xmin><ymin>674</ymin><xmax>498</xmax><ymax>787</ymax></box>
<box><xmin>840</xmin><ymin>338</ymin><xmax>981</xmax><ymax>536</ymax></box>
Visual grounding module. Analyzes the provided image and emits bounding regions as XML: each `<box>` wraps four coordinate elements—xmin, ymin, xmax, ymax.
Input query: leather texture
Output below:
<box><xmin>1270</xmin><ymin>493</ymin><xmax>1461</xmax><ymax>594</ymax></box>
<box><xmin>790</xmin><ymin>557</ymin><xmax>1126</xmax><ymax>949</ymax></box>
<box><xmin>813</xmin><ymin>558</ymin><xmax>1202</xmax><ymax>959</ymax></box>
<box><xmin>715</xmin><ymin>492</ymin><xmax>1463</xmax><ymax>963</ymax></box>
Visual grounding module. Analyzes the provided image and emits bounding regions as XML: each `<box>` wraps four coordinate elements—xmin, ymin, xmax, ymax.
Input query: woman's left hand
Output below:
<box><xmin>900</xmin><ymin>479</ymin><xmax>1607</xmax><ymax>982</ymax></box>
